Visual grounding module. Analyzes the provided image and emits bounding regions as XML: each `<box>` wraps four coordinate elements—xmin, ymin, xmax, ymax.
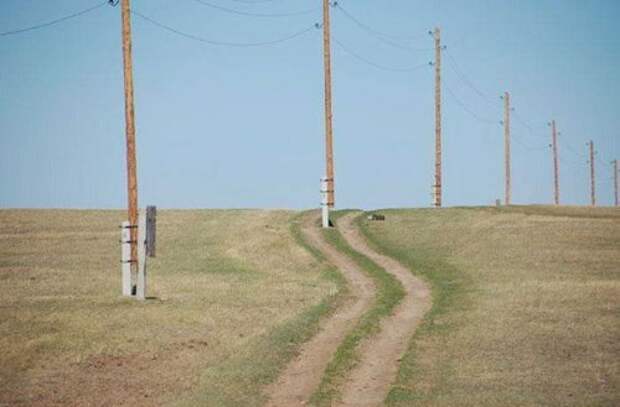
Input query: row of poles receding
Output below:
<box><xmin>116</xmin><ymin>0</ymin><xmax>619</xmax><ymax>254</ymax></box>
<box><xmin>430</xmin><ymin>28</ymin><xmax>618</xmax><ymax>211</ymax></box>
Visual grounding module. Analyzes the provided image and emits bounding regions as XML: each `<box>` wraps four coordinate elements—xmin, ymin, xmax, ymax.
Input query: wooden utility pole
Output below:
<box><xmin>551</xmin><ymin>120</ymin><xmax>559</xmax><ymax>205</ymax></box>
<box><xmin>322</xmin><ymin>0</ymin><xmax>335</xmax><ymax>209</ymax></box>
<box><xmin>614</xmin><ymin>159</ymin><xmax>618</xmax><ymax>207</ymax></box>
<box><xmin>589</xmin><ymin>140</ymin><xmax>596</xmax><ymax>206</ymax></box>
<box><xmin>121</xmin><ymin>0</ymin><xmax>138</xmax><ymax>264</ymax></box>
<box><xmin>433</xmin><ymin>27</ymin><xmax>442</xmax><ymax>208</ymax></box>
<box><xmin>503</xmin><ymin>92</ymin><xmax>511</xmax><ymax>205</ymax></box>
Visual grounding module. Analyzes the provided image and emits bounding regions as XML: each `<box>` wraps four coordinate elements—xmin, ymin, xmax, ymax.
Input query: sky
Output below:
<box><xmin>1</xmin><ymin>0</ymin><xmax>619</xmax><ymax>209</ymax></box>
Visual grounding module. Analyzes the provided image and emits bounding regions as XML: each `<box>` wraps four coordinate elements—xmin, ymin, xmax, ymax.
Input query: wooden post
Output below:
<box><xmin>136</xmin><ymin>209</ymin><xmax>147</xmax><ymax>301</ymax></box>
<box><xmin>503</xmin><ymin>92</ymin><xmax>511</xmax><ymax>205</ymax></box>
<box><xmin>551</xmin><ymin>120</ymin><xmax>559</xmax><ymax>205</ymax></box>
<box><xmin>589</xmin><ymin>140</ymin><xmax>596</xmax><ymax>206</ymax></box>
<box><xmin>323</xmin><ymin>0</ymin><xmax>335</xmax><ymax>211</ymax></box>
<box><xmin>433</xmin><ymin>27</ymin><xmax>442</xmax><ymax>208</ymax></box>
<box><xmin>120</xmin><ymin>221</ymin><xmax>132</xmax><ymax>297</ymax></box>
<box><xmin>146</xmin><ymin>205</ymin><xmax>156</xmax><ymax>257</ymax></box>
<box><xmin>121</xmin><ymin>0</ymin><xmax>139</xmax><ymax>270</ymax></box>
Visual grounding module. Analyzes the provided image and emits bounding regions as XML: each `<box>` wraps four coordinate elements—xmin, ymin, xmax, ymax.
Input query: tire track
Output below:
<box><xmin>265</xmin><ymin>211</ymin><xmax>375</xmax><ymax>407</ymax></box>
<box><xmin>335</xmin><ymin>213</ymin><xmax>431</xmax><ymax>407</ymax></box>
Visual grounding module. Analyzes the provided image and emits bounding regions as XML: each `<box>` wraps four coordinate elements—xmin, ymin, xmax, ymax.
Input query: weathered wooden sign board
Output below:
<box><xmin>146</xmin><ymin>205</ymin><xmax>156</xmax><ymax>258</ymax></box>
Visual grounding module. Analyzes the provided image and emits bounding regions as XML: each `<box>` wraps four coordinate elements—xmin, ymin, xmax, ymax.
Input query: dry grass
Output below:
<box><xmin>360</xmin><ymin>205</ymin><xmax>620</xmax><ymax>406</ymax></box>
<box><xmin>0</xmin><ymin>209</ymin><xmax>337</xmax><ymax>406</ymax></box>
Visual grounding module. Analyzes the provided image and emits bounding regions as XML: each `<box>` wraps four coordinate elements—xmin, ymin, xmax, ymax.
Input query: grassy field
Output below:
<box><xmin>360</xmin><ymin>205</ymin><xmax>620</xmax><ymax>406</ymax></box>
<box><xmin>0</xmin><ymin>209</ymin><xmax>339</xmax><ymax>406</ymax></box>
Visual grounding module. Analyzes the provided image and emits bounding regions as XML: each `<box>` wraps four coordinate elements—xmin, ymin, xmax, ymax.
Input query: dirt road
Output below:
<box><xmin>265</xmin><ymin>212</ymin><xmax>376</xmax><ymax>406</ymax></box>
<box><xmin>335</xmin><ymin>213</ymin><xmax>431</xmax><ymax>406</ymax></box>
<box><xmin>266</xmin><ymin>211</ymin><xmax>430</xmax><ymax>406</ymax></box>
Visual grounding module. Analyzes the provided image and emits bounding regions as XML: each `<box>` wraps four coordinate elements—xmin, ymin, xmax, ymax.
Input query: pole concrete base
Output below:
<box><xmin>320</xmin><ymin>177</ymin><xmax>331</xmax><ymax>228</ymax></box>
<box><xmin>321</xmin><ymin>204</ymin><xmax>330</xmax><ymax>228</ymax></box>
<box><xmin>121</xmin><ymin>221</ymin><xmax>132</xmax><ymax>297</ymax></box>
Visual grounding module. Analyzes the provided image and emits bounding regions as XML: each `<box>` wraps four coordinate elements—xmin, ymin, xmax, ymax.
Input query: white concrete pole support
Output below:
<box><xmin>321</xmin><ymin>177</ymin><xmax>330</xmax><ymax>228</ymax></box>
<box><xmin>120</xmin><ymin>221</ymin><xmax>132</xmax><ymax>296</ymax></box>
<box><xmin>136</xmin><ymin>209</ymin><xmax>147</xmax><ymax>301</ymax></box>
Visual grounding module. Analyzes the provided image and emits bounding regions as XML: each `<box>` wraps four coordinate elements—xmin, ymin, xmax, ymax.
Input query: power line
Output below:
<box><xmin>332</xmin><ymin>36</ymin><xmax>429</xmax><ymax>72</ymax></box>
<box><xmin>563</xmin><ymin>141</ymin><xmax>586</xmax><ymax>158</ymax></box>
<box><xmin>131</xmin><ymin>9</ymin><xmax>317</xmax><ymax>47</ymax></box>
<box><xmin>444</xmin><ymin>48</ymin><xmax>494</xmax><ymax>104</ymax></box>
<box><xmin>510</xmin><ymin>111</ymin><xmax>550</xmax><ymax>142</ymax></box>
<box><xmin>444</xmin><ymin>85</ymin><xmax>498</xmax><ymax>124</ymax></box>
<box><xmin>0</xmin><ymin>1</ymin><xmax>109</xmax><ymax>37</ymax></box>
<box><xmin>334</xmin><ymin>4</ymin><xmax>432</xmax><ymax>53</ymax></box>
<box><xmin>511</xmin><ymin>133</ymin><xmax>549</xmax><ymax>152</ymax></box>
<box><xmin>596</xmin><ymin>154</ymin><xmax>609</xmax><ymax>168</ymax></box>
<box><xmin>334</xmin><ymin>2</ymin><xmax>428</xmax><ymax>41</ymax></box>
<box><xmin>189</xmin><ymin>0</ymin><xmax>320</xmax><ymax>17</ymax></box>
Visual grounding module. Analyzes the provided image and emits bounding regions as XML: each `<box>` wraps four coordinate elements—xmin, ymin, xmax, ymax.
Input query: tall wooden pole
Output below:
<box><xmin>551</xmin><ymin>120</ymin><xmax>559</xmax><ymax>205</ymax></box>
<box><xmin>589</xmin><ymin>140</ymin><xmax>596</xmax><ymax>206</ymax></box>
<box><xmin>121</xmin><ymin>0</ymin><xmax>138</xmax><ymax>265</ymax></box>
<box><xmin>614</xmin><ymin>159</ymin><xmax>618</xmax><ymax>207</ymax></box>
<box><xmin>323</xmin><ymin>0</ymin><xmax>335</xmax><ymax>209</ymax></box>
<box><xmin>503</xmin><ymin>92</ymin><xmax>511</xmax><ymax>205</ymax></box>
<box><xmin>433</xmin><ymin>27</ymin><xmax>442</xmax><ymax>208</ymax></box>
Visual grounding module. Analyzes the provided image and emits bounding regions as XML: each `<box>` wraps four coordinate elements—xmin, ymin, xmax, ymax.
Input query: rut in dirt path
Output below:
<box><xmin>335</xmin><ymin>213</ymin><xmax>432</xmax><ymax>407</ymax></box>
<box><xmin>265</xmin><ymin>212</ymin><xmax>376</xmax><ymax>407</ymax></box>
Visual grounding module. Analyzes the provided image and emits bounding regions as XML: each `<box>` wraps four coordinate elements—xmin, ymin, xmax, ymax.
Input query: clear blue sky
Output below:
<box><xmin>1</xmin><ymin>0</ymin><xmax>618</xmax><ymax>209</ymax></box>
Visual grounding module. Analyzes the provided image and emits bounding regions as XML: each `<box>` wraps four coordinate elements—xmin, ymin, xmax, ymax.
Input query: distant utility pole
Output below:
<box><xmin>613</xmin><ymin>159</ymin><xmax>618</xmax><ymax>207</ymax></box>
<box><xmin>503</xmin><ymin>92</ymin><xmax>511</xmax><ymax>205</ymax></box>
<box><xmin>433</xmin><ymin>27</ymin><xmax>442</xmax><ymax>208</ymax></box>
<box><xmin>121</xmin><ymin>0</ymin><xmax>139</xmax><ymax>263</ymax></box>
<box><xmin>589</xmin><ymin>140</ymin><xmax>596</xmax><ymax>206</ymax></box>
<box><xmin>551</xmin><ymin>120</ymin><xmax>559</xmax><ymax>205</ymax></box>
<box><xmin>322</xmin><ymin>0</ymin><xmax>335</xmax><ymax>226</ymax></box>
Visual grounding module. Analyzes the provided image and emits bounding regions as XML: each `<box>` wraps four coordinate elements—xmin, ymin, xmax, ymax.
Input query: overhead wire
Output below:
<box><xmin>333</xmin><ymin>2</ymin><xmax>429</xmax><ymax>41</ymax></box>
<box><xmin>444</xmin><ymin>85</ymin><xmax>498</xmax><ymax>125</ymax></box>
<box><xmin>334</xmin><ymin>3</ymin><xmax>432</xmax><ymax>52</ymax></box>
<box><xmin>189</xmin><ymin>0</ymin><xmax>320</xmax><ymax>18</ymax></box>
<box><xmin>596</xmin><ymin>154</ymin><xmax>610</xmax><ymax>168</ymax></box>
<box><xmin>563</xmin><ymin>142</ymin><xmax>587</xmax><ymax>158</ymax></box>
<box><xmin>0</xmin><ymin>1</ymin><xmax>109</xmax><ymax>37</ymax></box>
<box><xmin>131</xmin><ymin>9</ymin><xmax>317</xmax><ymax>47</ymax></box>
<box><xmin>332</xmin><ymin>36</ymin><xmax>429</xmax><ymax>72</ymax></box>
<box><xmin>511</xmin><ymin>133</ymin><xmax>549</xmax><ymax>152</ymax></box>
<box><xmin>444</xmin><ymin>48</ymin><xmax>495</xmax><ymax>104</ymax></box>
<box><xmin>512</xmin><ymin>111</ymin><xmax>549</xmax><ymax>139</ymax></box>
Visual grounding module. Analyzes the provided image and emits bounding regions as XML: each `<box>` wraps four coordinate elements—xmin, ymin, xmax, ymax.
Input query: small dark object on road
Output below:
<box><xmin>367</xmin><ymin>214</ymin><xmax>386</xmax><ymax>221</ymax></box>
